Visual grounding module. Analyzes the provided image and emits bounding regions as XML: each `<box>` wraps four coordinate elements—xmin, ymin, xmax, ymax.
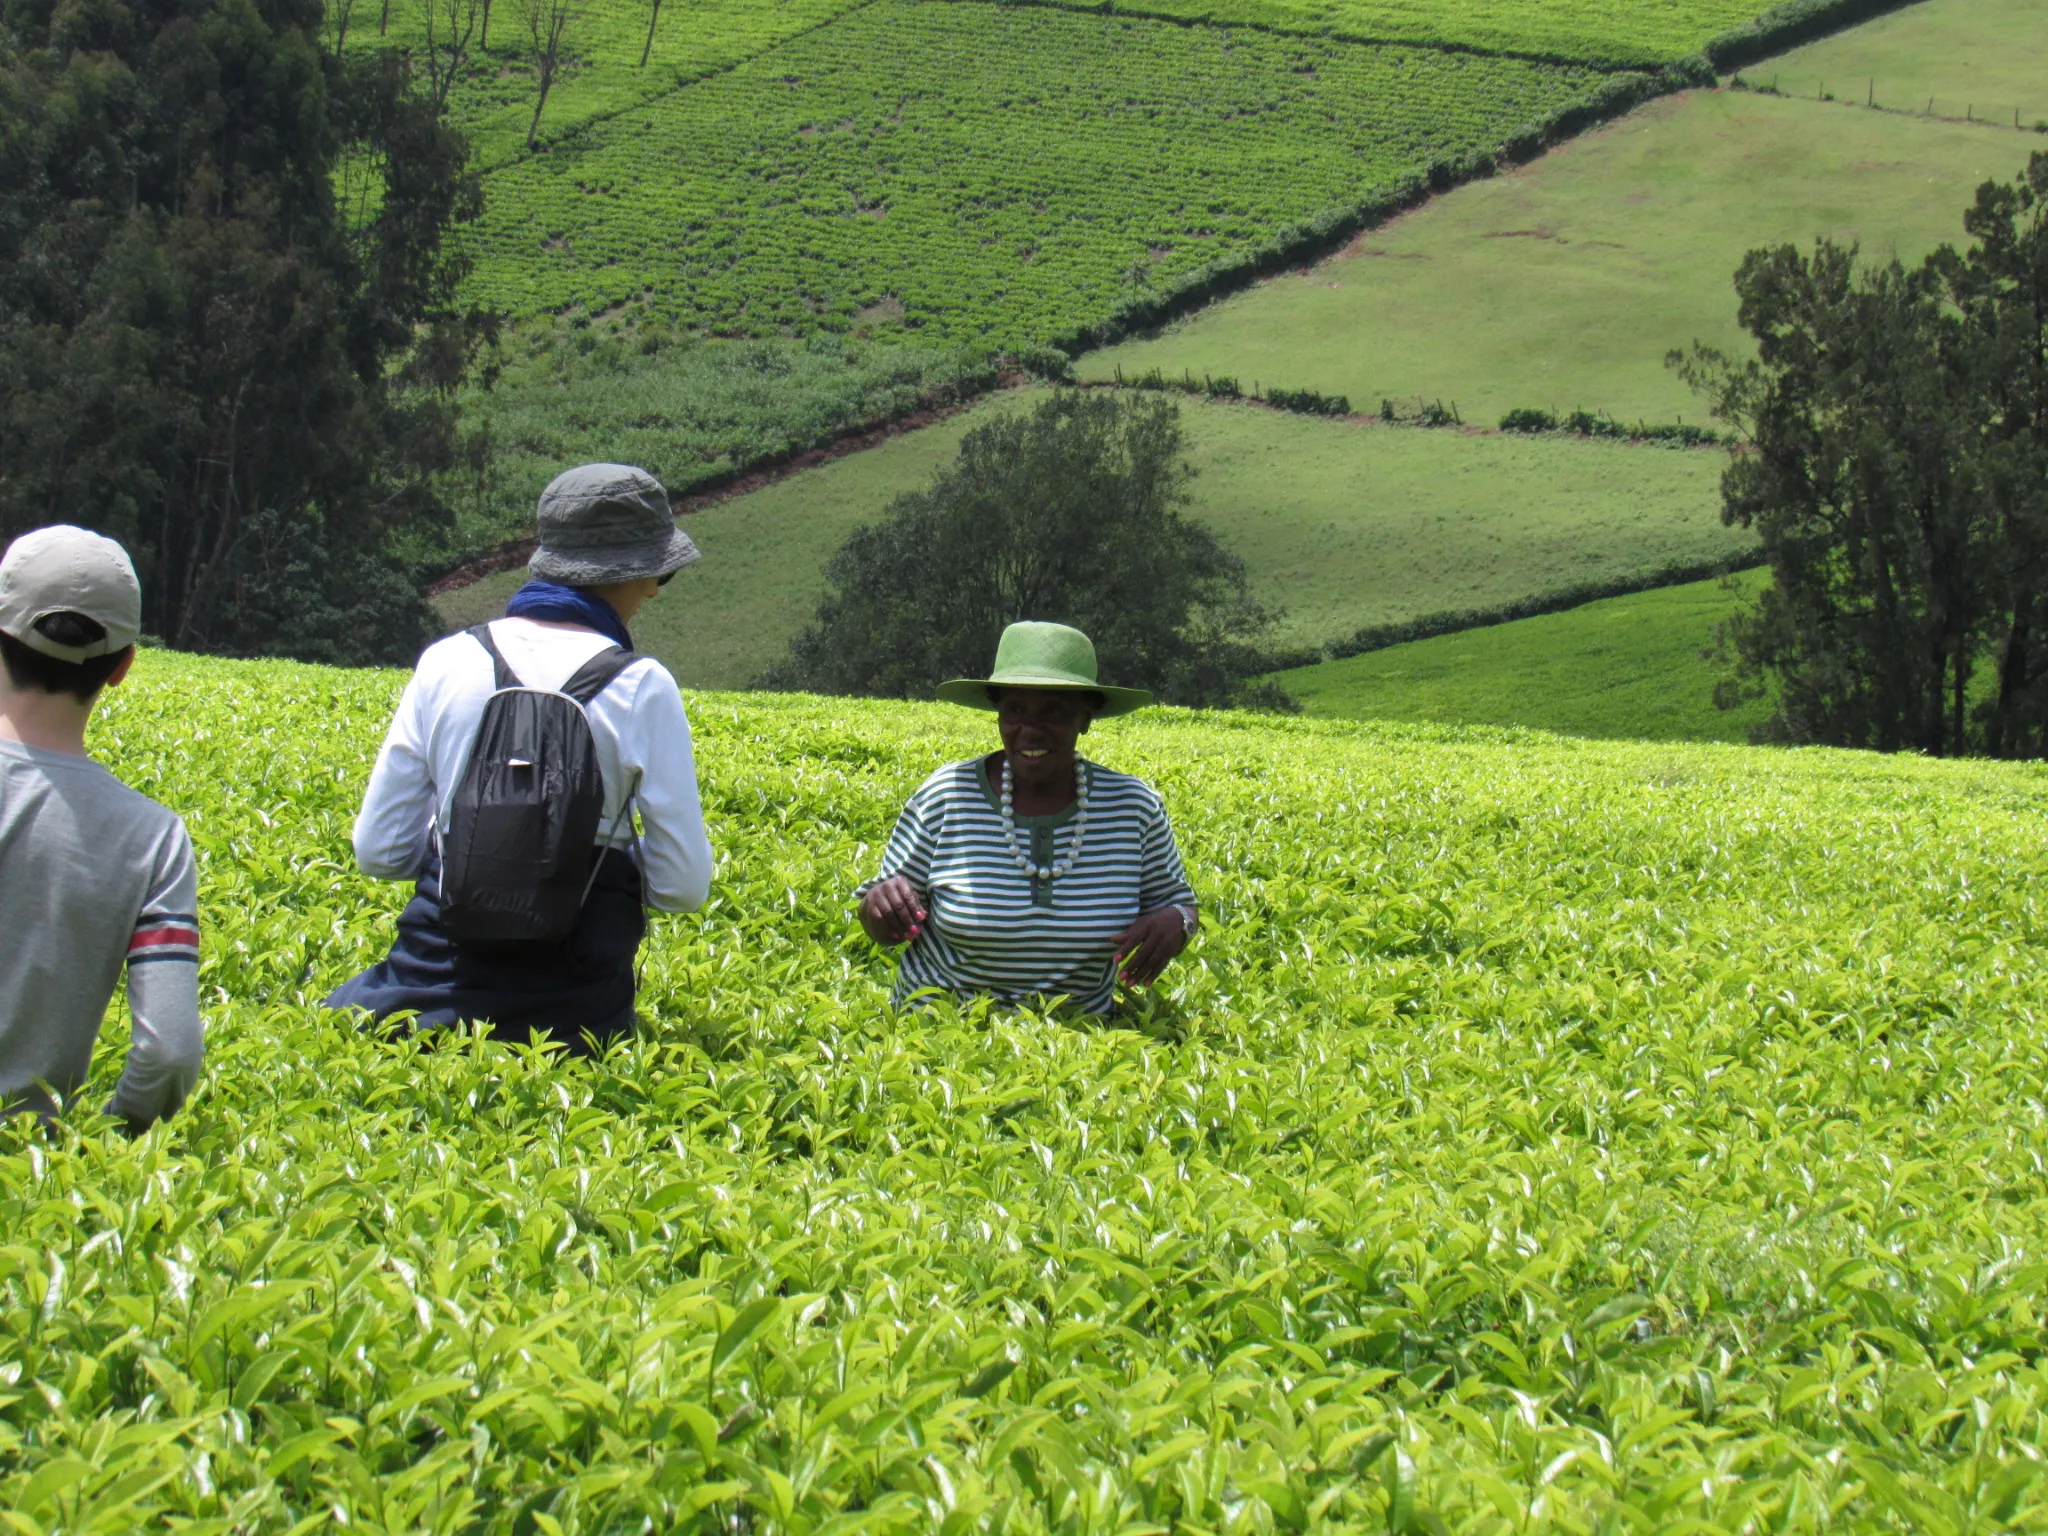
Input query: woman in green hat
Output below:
<box><xmin>856</xmin><ymin>621</ymin><xmax>1199</xmax><ymax>1013</ymax></box>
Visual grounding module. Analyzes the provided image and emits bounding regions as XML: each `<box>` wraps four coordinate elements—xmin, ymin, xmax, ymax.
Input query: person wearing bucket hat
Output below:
<box><xmin>325</xmin><ymin>464</ymin><xmax>713</xmax><ymax>1052</ymax></box>
<box><xmin>0</xmin><ymin>526</ymin><xmax>206</xmax><ymax>1130</ymax></box>
<box><xmin>856</xmin><ymin>621</ymin><xmax>1199</xmax><ymax>1014</ymax></box>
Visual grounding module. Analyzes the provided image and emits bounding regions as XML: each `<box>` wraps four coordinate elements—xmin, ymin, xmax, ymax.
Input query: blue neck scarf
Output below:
<box><xmin>503</xmin><ymin>580</ymin><xmax>633</xmax><ymax>651</ymax></box>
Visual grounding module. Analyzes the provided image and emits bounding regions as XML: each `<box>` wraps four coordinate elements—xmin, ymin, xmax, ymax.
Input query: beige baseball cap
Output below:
<box><xmin>0</xmin><ymin>526</ymin><xmax>143</xmax><ymax>662</ymax></box>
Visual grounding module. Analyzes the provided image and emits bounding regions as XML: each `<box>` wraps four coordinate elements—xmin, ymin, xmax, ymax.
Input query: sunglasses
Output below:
<box><xmin>656</xmin><ymin>570</ymin><xmax>677</xmax><ymax>587</ymax></box>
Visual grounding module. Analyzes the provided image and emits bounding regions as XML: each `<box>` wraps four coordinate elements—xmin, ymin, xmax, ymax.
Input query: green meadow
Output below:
<box><xmin>1276</xmin><ymin>570</ymin><xmax>1769</xmax><ymax>741</ymax></box>
<box><xmin>438</xmin><ymin>397</ymin><xmax>1744</xmax><ymax>689</ymax></box>
<box><xmin>1756</xmin><ymin>0</ymin><xmax>2048</xmax><ymax>126</ymax></box>
<box><xmin>1080</xmin><ymin>88</ymin><xmax>2040</xmax><ymax>425</ymax></box>
<box><xmin>12</xmin><ymin>651</ymin><xmax>2048</xmax><ymax>1529</ymax></box>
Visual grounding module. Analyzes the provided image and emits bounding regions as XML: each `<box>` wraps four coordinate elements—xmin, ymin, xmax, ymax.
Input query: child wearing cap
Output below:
<box><xmin>0</xmin><ymin>526</ymin><xmax>204</xmax><ymax>1130</ymax></box>
<box><xmin>325</xmin><ymin>464</ymin><xmax>714</xmax><ymax>1052</ymax></box>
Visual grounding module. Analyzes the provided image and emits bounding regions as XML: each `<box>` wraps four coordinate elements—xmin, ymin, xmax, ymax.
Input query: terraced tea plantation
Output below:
<box><xmin>953</xmin><ymin>0</ymin><xmax>1775</xmax><ymax>67</ymax></box>
<box><xmin>462</xmin><ymin>0</ymin><xmax>1625</xmax><ymax>342</ymax></box>
<box><xmin>9</xmin><ymin>651</ymin><xmax>2048</xmax><ymax>1529</ymax></box>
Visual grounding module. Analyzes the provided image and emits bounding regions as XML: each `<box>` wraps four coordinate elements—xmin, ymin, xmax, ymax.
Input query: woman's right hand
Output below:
<box><xmin>859</xmin><ymin>876</ymin><xmax>926</xmax><ymax>946</ymax></box>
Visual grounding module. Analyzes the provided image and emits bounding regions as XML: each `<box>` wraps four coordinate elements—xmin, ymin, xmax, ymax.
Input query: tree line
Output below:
<box><xmin>1</xmin><ymin>0</ymin><xmax>491</xmax><ymax>664</ymax></box>
<box><xmin>1678</xmin><ymin>152</ymin><xmax>2048</xmax><ymax>759</ymax></box>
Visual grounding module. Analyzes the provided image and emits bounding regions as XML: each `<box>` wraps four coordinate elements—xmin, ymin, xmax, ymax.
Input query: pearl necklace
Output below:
<box><xmin>1000</xmin><ymin>757</ymin><xmax>1090</xmax><ymax>883</ymax></box>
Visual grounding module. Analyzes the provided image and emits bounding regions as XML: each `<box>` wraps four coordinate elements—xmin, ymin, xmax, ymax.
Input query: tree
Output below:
<box><xmin>421</xmin><ymin>0</ymin><xmax>483</xmax><ymax>114</ymax></box>
<box><xmin>1675</xmin><ymin>154</ymin><xmax>2048</xmax><ymax>757</ymax></box>
<box><xmin>639</xmin><ymin>0</ymin><xmax>662</xmax><ymax>68</ymax></box>
<box><xmin>764</xmin><ymin>391</ymin><xmax>1291</xmax><ymax>710</ymax></box>
<box><xmin>523</xmin><ymin>0</ymin><xmax>573</xmax><ymax>150</ymax></box>
<box><xmin>0</xmin><ymin>0</ymin><xmax>491</xmax><ymax>664</ymax></box>
<box><xmin>327</xmin><ymin>0</ymin><xmax>359</xmax><ymax>56</ymax></box>
<box><xmin>1941</xmin><ymin>156</ymin><xmax>2048</xmax><ymax>756</ymax></box>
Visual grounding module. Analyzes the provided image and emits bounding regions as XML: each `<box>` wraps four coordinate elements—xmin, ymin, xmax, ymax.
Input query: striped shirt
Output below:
<box><xmin>861</xmin><ymin>756</ymin><xmax>1196</xmax><ymax>1014</ymax></box>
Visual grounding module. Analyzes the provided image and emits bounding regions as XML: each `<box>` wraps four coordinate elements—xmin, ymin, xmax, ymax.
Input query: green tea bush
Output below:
<box><xmin>459</xmin><ymin>0</ymin><xmax>1622</xmax><ymax>345</ymax></box>
<box><xmin>9</xmin><ymin>650</ymin><xmax>2048</xmax><ymax>1530</ymax></box>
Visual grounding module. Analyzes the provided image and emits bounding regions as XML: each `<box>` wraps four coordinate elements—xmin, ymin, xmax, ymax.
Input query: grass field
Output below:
<box><xmin>436</xmin><ymin>395</ymin><xmax>1745</xmax><ymax>689</ymax></box>
<box><xmin>12</xmin><ymin>650</ymin><xmax>2048</xmax><ymax>1528</ymax></box>
<box><xmin>458</xmin><ymin>0</ymin><xmax>1623</xmax><ymax>338</ymax></box>
<box><xmin>1755</xmin><ymin>0</ymin><xmax>2048</xmax><ymax>127</ymax></box>
<box><xmin>1276</xmin><ymin>570</ymin><xmax>1769</xmax><ymax>741</ymax></box>
<box><xmin>1079</xmin><ymin>87</ymin><xmax>2041</xmax><ymax>425</ymax></box>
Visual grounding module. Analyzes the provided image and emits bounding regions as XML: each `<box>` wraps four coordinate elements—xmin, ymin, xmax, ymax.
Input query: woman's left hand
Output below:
<box><xmin>1111</xmin><ymin>906</ymin><xmax>1191</xmax><ymax>989</ymax></box>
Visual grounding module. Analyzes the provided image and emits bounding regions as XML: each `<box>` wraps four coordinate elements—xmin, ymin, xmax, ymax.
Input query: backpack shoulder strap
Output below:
<box><xmin>560</xmin><ymin>646</ymin><xmax>641</xmax><ymax>707</ymax></box>
<box><xmin>467</xmin><ymin>623</ymin><xmax>520</xmax><ymax>691</ymax></box>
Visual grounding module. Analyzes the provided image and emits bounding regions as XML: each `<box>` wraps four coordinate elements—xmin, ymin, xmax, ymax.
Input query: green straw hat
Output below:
<box><xmin>936</xmin><ymin>621</ymin><xmax>1152</xmax><ymax>718</ymax></box>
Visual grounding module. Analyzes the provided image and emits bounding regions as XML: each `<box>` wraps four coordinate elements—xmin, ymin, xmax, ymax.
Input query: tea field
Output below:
<box><xmin>940</xmin><ymin>0</ymin><xmax>1775</xmax><ymax>68</ymax></box>
<box><xmin>458</xmin><ymin>0</ymin><xmax>1628</xmax><ymax>341</ymax></box>
<box><xmin>337</xmin><ymin>0</ymin><xmax>868</xmax><ymax>169</ymax></box>
<box><xmin>436</xmin><ymin>394</ymin><xmax>1745</xmax><ymax>689</ymax></box>
<box><xmin>9</xmin><ymin>650</ymin><xmax>2048</xmax><ymax>1530</ymax></box>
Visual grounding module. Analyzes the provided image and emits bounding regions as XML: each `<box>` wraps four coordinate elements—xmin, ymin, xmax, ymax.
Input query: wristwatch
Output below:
<box><xmin>1172</xmin><ymin>903</ymin><xmax>1199</xmax><ymax>937</ymax></box>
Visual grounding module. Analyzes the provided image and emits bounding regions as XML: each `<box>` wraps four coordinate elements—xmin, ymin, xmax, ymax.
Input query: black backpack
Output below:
<box><xmin>438</xmin><ymin>624</ymin><xmax>640</xmax><ymax>944</ymax></box>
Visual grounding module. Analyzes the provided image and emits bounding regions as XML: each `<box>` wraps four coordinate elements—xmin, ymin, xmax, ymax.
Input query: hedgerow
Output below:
<box><xmin>459</xmin><ymin>0</ymin><xmax>1625</xmax><ymax>345</ymax></box>
<box><xmin>8</xmin><ymin>651</ymin><xmax>2048</xmax><ymax>1529</ymax></box>
<box><xmin>1106</xmin><ymin>366</ymin><xmax>1351</xmax><ymax>417</ymax></box>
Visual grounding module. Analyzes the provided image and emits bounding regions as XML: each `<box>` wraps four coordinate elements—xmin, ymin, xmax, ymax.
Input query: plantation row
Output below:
<box><xmin>9</xmin><ymin>654</ymin><xmax>2048</xmax><ymax>1528</ymax></box>
<box><xmin>461</xmin><ymin>0</ymin><xmax>1624</xmax><ymax>344</ymax></box>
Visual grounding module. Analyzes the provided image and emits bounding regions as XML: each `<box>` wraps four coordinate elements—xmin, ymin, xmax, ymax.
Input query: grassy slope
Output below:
<box><xmin>460</xmin><ymin>2</ymin><xmax>1614</xmax><ymax>338</ymax></box>
<box><xmin>15</xmin><ymin>650</ymin><xmax>2048</xmax><ymax>1527</ymax></box>
<box><xmin>437</xmin><ymin>395</ymin><xmax>1744</xmax><ymax>688</ymax></box>
<box><xmin>1079</xmin><ymin>88</ymin><xmax>2041</xmax><ymax>423</ymax></box>
<box><xmin>1276</xmin><ymin>569</ymin><xmax>1769</xmax><ymax>741</ymax></box>
<box><xmin>1755</xmin><ymin>0</ymin><xmax>2048</xmax><ymax>125</ymax></box>
<box><xmin>422</xmin><ymin>334</ymin><xmax>993</xmax><ymax>566</ymax></box>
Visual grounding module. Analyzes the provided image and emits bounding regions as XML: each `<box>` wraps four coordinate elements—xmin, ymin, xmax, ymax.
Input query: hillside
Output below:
<box><xmin>431</xmin><ymin>0</ymin><xmax>2048</xmax><ymax>741</ymax></box>
<box><xmin>1276</xmin><ymin>570</ymin><xmax>1769</xmax><ymax>740</ymax></box>
<box><xmin>11</xmin><ymin>650</ymin><xmax>2048</xmax><ymax>1527</ymax></box>
<box><xmin>457</xmin><ymin>1</ymin><xmax>1624</xmax><ymax>340</ymax></box>
<box><xmin>1760</xmin><ymin>0</ymin><xmax>2048</xmax><ymax>122</ymax></box>
<box><xmin>1080</xmin><ymin>86</ymin><xmax>2041</xmax><ymax>424</ymax></box>
<box><xmin>436</xmin><ymin>395</ymin><xmax>1745</xmax><ymax>688</ymax></box>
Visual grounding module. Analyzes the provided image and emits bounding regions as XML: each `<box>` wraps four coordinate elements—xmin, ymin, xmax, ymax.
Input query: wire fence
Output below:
<box><xmin>1729</xmin><ymin>71</ymin><xmax>2048</xmax><ymax>132</ymax></box>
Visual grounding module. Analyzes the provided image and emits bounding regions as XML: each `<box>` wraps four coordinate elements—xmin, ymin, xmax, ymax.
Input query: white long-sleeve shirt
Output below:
<box><xmin>352</xmin><ymin>619</ymin><xmax>713</xmax><ymax>912</ymax></box>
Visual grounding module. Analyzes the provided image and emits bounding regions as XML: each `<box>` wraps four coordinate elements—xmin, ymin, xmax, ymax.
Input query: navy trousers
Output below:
<box><xmin>326</xmin><ymin>849</ymin><xmax>645</xmax><ymax>1055</ymax></box>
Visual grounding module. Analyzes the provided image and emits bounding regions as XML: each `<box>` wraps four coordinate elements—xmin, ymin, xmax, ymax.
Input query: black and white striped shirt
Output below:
<box><xmin>861</xmin><ymin>756</ymin><xmax>1196</xmax><ymax>1014</ymax></box>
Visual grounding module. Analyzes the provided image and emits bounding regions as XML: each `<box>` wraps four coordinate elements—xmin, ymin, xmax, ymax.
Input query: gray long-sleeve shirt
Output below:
<box><xmin>0</xmin><ymin>738</ymin><xmax>203</xmax><ymax>1127</ymax></box>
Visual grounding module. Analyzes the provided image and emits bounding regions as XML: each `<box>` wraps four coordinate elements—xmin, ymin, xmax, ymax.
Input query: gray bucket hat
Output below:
<box><xmin>529</xmin><ymin>463</ymin><xmax>700</xmax><ymax>585</ymax></box>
